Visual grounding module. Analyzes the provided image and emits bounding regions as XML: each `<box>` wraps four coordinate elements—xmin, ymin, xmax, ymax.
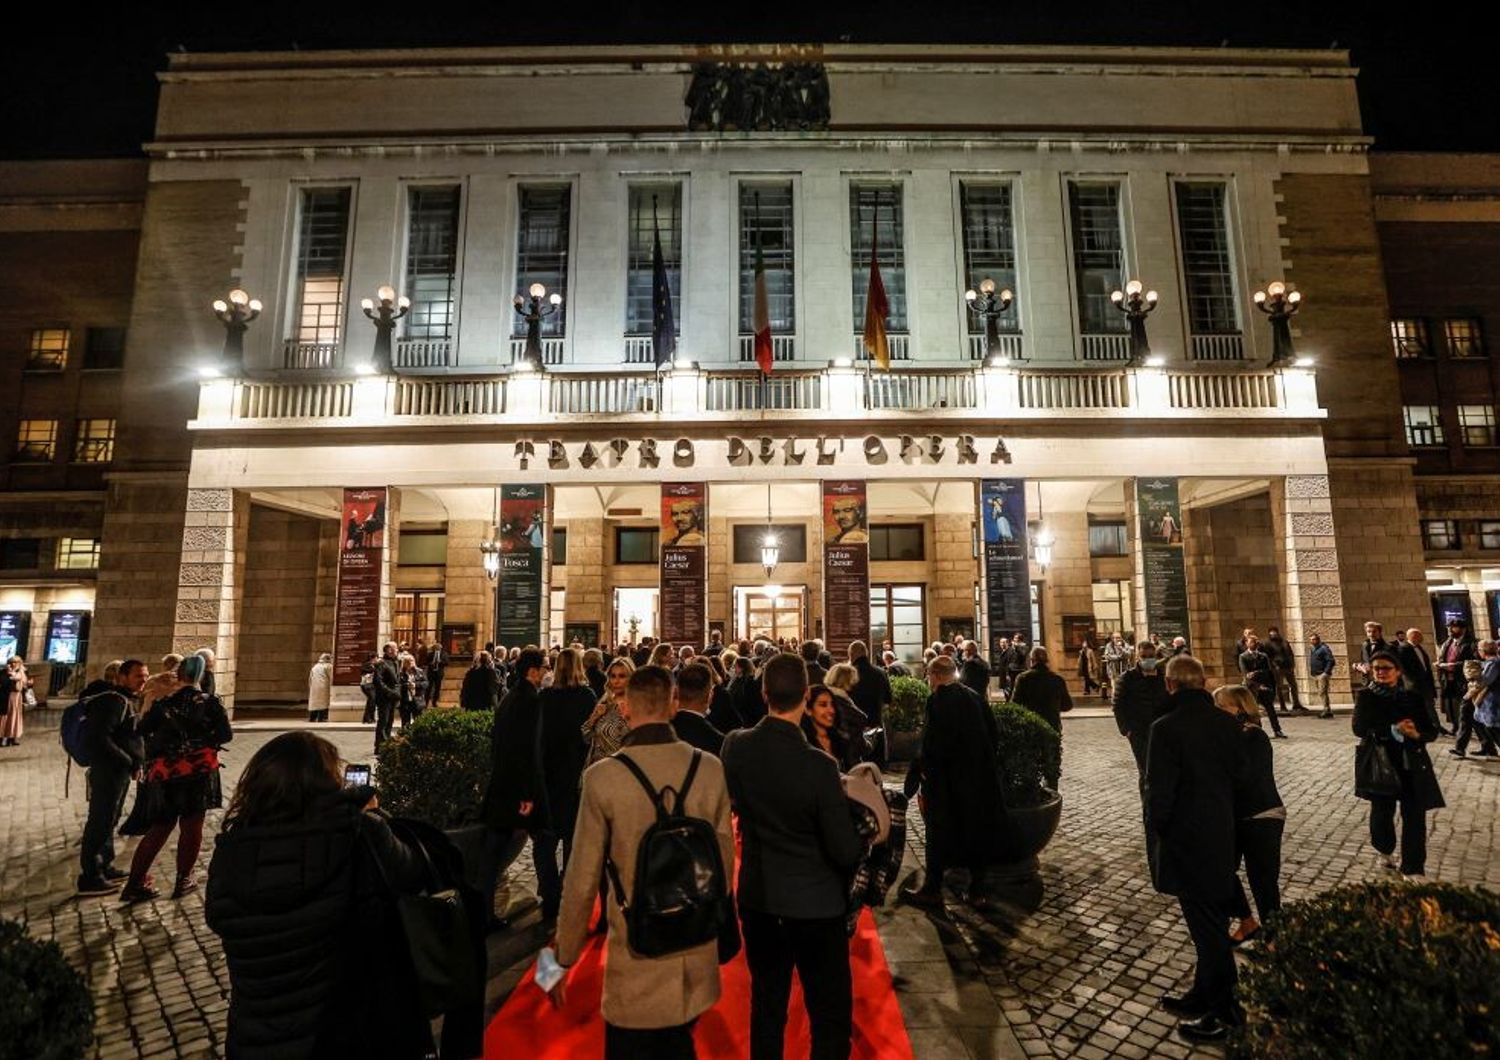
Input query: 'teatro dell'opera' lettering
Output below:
<box><xmin>511</xmin><ymin>434</ymin><xmax>1012</xmax><ymax>470</ymax></box>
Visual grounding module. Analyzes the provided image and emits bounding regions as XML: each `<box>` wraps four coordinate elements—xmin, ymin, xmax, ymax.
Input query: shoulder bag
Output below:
<box><xmin>1354</xmin><ymin>734</ymin><xmax>1402</xmax><ymax>801</ymax></box>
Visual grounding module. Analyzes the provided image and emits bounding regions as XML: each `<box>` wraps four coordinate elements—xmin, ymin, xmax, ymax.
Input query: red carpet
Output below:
<box><xmin>485</xmin><ymin>907</ymin><xmax>914</xmax><ymax>1059</ymax></box>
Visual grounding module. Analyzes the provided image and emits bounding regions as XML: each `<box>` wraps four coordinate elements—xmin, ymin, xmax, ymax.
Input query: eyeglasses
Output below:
<box><xmin>1370</xmin><ymin>665</ymin><xmax>1398</xmax><ymax>673</ymax></box>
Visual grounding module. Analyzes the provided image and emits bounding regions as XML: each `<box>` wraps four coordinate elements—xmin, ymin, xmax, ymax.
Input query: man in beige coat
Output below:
<box><xmin>552</xmin><ymin>664</ymin><xmax>735</xmax><ymax>1059</ymax></box>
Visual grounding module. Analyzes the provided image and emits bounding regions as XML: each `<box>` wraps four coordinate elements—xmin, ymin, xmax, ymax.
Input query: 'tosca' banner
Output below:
<box><xmin>980</xmin><ymin>479</ymin><xmax>1030</xmax><ymax>662</ymax></box>
<box><xmin>660</xmin><ymin>483</ymin><xmax>707</xmax><ymax>647</ymax></box>
<box><xmin>498</xmin><ymin>484</ymin><xmax>549</xmax><ymax>649</ymax></box>
<box><xmin>822</xmin><ymin>480</ymin><xmax>870</xmax><ymax>657</ymax></box>
<box><xmin>334</xmin><ymin>487</ymin><xmax>387</xmax><ymax>684</ymax></box>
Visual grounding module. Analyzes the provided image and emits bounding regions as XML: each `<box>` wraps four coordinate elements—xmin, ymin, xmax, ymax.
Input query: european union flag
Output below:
<box><xmin>651</xmin><ymin>198</ymin><xmax>677</xmax><ymax>368</ymax></box>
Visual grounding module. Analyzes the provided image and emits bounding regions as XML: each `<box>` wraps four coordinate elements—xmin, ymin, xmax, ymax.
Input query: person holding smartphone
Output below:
<box><xmin>1354</xmin><ymin>651</ymin><xmax>1443</xmax><ymax>880</ymax></box>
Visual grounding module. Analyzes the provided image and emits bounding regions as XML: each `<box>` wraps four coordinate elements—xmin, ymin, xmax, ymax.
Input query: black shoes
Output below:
<box><xmin>1448</xmin><ymin>748</ymin><xmax>1467</xmax><ymax>759</ymax></box>
<box><xmin>1161</xmin><ymin>992</ymin><xmax>1209</xmax><ymax>1017</ymax></box>
<box><xmin>1178</xmin><ymin>1013</ymin><xmax>1237</xmax><ymax>1042</ymax></box>
<box><xmin>76</xmin><ymin>875</ymin><xmax>121</xmax><ymax>898</ymax></box>
<box><xmin>101</xmin><ymin>864</ymin><xmax>129</xmax><ymax>883</ymax></box>
<box><xmin>900</xmin><ymin>879</ymin><xmax>945</xmax><ymax>911</ymax></box>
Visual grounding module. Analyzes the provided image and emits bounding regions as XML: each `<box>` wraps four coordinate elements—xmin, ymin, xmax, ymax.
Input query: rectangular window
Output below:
<box><xmin>393</xmin><ymin>590</ymin><xmax>444</xmax><ymax>649</ymax></box>
<box><xmin>739</xmin><ymin>181</ymin><xmax>795</xmax><ymax>334</ymax></box>
<box><xmin>1068</xmin><ymin>181</ymin><xmax>1128</xmax><ymax>334</ymax></box>
<box><xmin>1422</xmin><ymin>520</ymin><xmax>1460</xmax><ymax>551</ymax></box>
<box><xmin>959</xmin><ymin>182</ymin><xmax>1020</xmax><ymax>333</ymax></box>
<box><xmin>15</xmin><ymin>420</ymin><xmax>58</xmax><ymax>461</ymax></box>
<box><xmin>514</xmin><ymin>185</ymin><xmax>572</xmax><ymax>337</ymax></box>
<box><xmin>1459</xmin><ymin>405</ymin><xmax>1496</xmax><ymax>447</ymax></box>
<box><xmin>615</xmin><ymin>527</ymin><xmax>659</xmax><ymax>564</ymax></box>
<box><xmin>1445</xmin><ymin>318</ymin><xmax>1486</xmax><ymax>358</ymax></box>
<box><xmin>83</xmin><ymin>327</ymin><xmax>126</xmax><ymax>370</ymax></box>
<box><xmin>56</xmin><ymin>537</ymin><xmax>100</xmax><ymax>570</ymax></box>
<box><xmin>849</xmin><ymin>182</ymin><xmax>907</xmax><ymax>333</ymax></box>
<box><xmin>1390</xmin><ymin>318</ymin><xmax>1431</xmax><ymax>359</ymax></box>
<box><xmin>26</xmin><ymin>328</ymin><xmax>69</xmax><ymax>371</ymax></box>
<box><xmin>1404</xmin><ymin>405</ymin><xmax>1445</xmax><ymax>447</ymax></box>
<box><xmin>1088</xmin><ymin>521</ymin><xmax>1129</xmax><ymax>557</ymax></box>
<box><xmin>1481</xmin><ymin>521</ymin><xmax>1500</xmax><ymax>550</ymax></box>
<box><xmin>1174</xmin><ymin>182</ymin><xmax>1239</xmax><ymax>335</ymax></box>
<box><xmin>626</xmin><ymin>183</ymin><xmax>683</xmax><ymax>337</ymax></box>
<box><xmin>869</xmin><ymin>583</ymin><xmax>926</xmax><ymax>664</ymax></box>
<box><xmin>72</xmin><ymin>419</ymin><xmax>116</xmax><ymax>463</ymax></box>
<box><xmin>552</xmin><ymin>526</ymin><xmax>568</xmax><ymax>566</ymax></box>
<box><xmin>403</xmin><ymin>185</ymin><xmax>461</xmax><ymax>340</ymax></box>
<box><xmin>0</xmin><ymin>538</ymin><xmax>42</xmax><ymax>570</ymax></box>
<box><xmin>397</xmin><ymin>531</ymin><xmax>448</xmax><ymax>566</ymax></box>
<box><xmin>291</xmin><ymin>187</ymin><xmax>352</xmax><ymax>345</ymax></box>
<box><xmin>869</xmin><ymin>523</ymin><xmax>924</xmax><ymax>562</ymax></box>
<box><xmin>1092</xmin><ymin>579</ymin><xmax>1133</xmax><ymax>635</ymax></box>
<box><xmin>732</xmin><ymin>524</ymin><xmax>808</xmax><ymax>565</ymax></box>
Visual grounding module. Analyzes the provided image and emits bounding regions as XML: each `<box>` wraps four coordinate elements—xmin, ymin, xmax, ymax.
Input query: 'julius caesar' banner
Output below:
<box><xmin>1137</xmin><ymin>478</ymin><xmax>1190</xmax><ymax>643</ymax></box>
<box><xmin>822</xmin><ymin>480</ymin><xmax>870</xmax><ymax>657</ymax></box>
<box><xmin>334</xmin><ymin>487</ymin><xmax>387</xmax><ymax>684</ymax></box>
<box><xmin>660</xmin><ymin>483</ymin><xmax>707</xmax><ymax>646</ymax></box>
<box><xmin>498</xmin><ymin>484</ymin><xmax>549</xmax><ymax>648</ymax></box>
<box><xmin>980</xmin><ymin>479</ymin><xmax>1031</xmax><ymax>662</ymax></box>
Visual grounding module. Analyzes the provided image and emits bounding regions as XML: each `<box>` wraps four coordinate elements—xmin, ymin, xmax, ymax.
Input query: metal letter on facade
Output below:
<box><xmin>822</xmin><ymin>480</ymin><xmax>871</xmax><ymax>657</ymax></box>
<box><xmin>980</xmin><ymin>479</ymin><xmax>1031</xmax><ymax>663</ymax></box>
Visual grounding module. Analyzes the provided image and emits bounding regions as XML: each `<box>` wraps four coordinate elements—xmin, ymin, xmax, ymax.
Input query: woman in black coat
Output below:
<box><xmin>1213</xmin><ymin>685</ymin><xmax>1285</xmax><ymax>944</ymax></box>
<box><xmin>1354</xmin><ymin>650</ymin><xmax>1443</xmax><ymax>879</ymax></box>
<box><xmin>534</xmin><ymin>648</ymin><xmax>596</xmax><ymax>920</ymax></box>
<box><xmin>459</xmin><ymin>651</ymin><xmax>501</xmax><ymax>711</ymax></box>
<box><xmin>728</xmin><ymin>655</ymin><xmax>766</xmax><ymax>728</ymax></box>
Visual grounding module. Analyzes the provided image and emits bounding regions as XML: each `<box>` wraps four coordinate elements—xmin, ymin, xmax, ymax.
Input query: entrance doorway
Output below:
<box><xmin>734</xmin><ymin>585</ymin><xmax>806</xmax><ymax>644</ymax></box>
<box><xmin>613</xmin><ymin>587</ymin><xmax>658</xmax><ymax>647</ymax></box>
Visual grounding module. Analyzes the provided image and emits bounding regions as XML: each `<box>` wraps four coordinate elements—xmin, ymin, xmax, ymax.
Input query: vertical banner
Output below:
<box><xmin>660</xmin><ymin>483</ymin><xmax>708</xmax><ymax>646</ymax></box>
<box><xmin>823</xmin><ymin>480</ymin><xmax>871</xmax><ymax>657</ymax></box>
<box><xmin>981</xmin><ymin>479</ymin><xmax>1030</xmax><ymax>662</ymax></box>
<box><xmin>498</xmin><ymin>484</ymin><xmax>549</xmax><ymax>648</ymax></box>
<box><xmin>334</xmin><ymin>487</ymin><xmax>387</xmax><ymax>684</ymax></box>
<box><xmin>1136</xmin><ymin>478</ymin><xmax>1191</xmax><ymax>642</ymax></box>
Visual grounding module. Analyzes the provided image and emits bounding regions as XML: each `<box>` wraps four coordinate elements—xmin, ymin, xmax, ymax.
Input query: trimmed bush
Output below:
<box><xmin>989</xmin><ymin>701</ymin><xmax>1062</xmax><ymax>808</ymax></box>
<box><xmin>1234</xmin><ymin>881</ymin><xmax>1500</xmax><ymax>1059</ymax></box>
<box><xmin>0</xmin><ymin>918</ymin><xmax>94</xmax><ymax>1060</ymax></box>
<box><xmin>375</xmin><ymin>708</ymin><xmax>492</xmax><ymax>830</ymax></box>
<box><xmin>885</xmin><ymin>676</ymin><xmax>930</xmax><ymax>734</ymax></box>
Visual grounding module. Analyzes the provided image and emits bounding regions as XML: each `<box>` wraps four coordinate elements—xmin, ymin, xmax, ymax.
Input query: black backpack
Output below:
<box><xmin>604</xmin><ymin>750</ymin><xmax>731</xmax><ymax>959</ymax></box>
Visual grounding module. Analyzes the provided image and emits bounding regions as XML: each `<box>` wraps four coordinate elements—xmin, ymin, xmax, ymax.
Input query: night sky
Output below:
<box><xmin>10</xmin><ymin>2</ymin><xmax>1498</xmax><ymax>159</ymax></box>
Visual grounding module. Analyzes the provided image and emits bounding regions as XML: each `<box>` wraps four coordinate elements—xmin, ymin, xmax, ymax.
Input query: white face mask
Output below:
<box><xmin>1139</xmin><ymin>658</ymin><xmax>1160</xmax><ymax>672</ymax></box>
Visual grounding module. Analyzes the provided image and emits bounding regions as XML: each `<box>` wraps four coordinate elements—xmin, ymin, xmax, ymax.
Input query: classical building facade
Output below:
<box><xmin>6</xmin><ymin>44</ymin><xmax>1443</xmax><ymax>710</ymax></box>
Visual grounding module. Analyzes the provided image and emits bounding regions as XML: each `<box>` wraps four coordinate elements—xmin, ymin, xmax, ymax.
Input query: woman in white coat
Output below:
<box><xmin>307</xmin><ymin>653</ymin><xmax>333</xmax><ymax>723</ymax></box>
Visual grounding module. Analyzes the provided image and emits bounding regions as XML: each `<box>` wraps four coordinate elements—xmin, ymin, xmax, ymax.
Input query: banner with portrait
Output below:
<box><xmin>334</xmin><ymin>487</ymin><xmax>388</xmax><ymax>684</ymax></box>
<box><xmin>1136</xmin><ymin>478</ymin><xmax>1190</xmax><ymax>643</ymax></box>
<box><xmin>823</xmin><ymin>480</ymin><xmax>870</xmax><ymax>657</ymax></box>
<box><xmin>660</xmin><ymin>482</ymin><xmax>707</xmax><ymax>647</ymax></box>
<box><xmin>498</xmin><ymin>484</ymin><xmax>549</xmax><ymax>648</ymax></box>
<box><xmin>980</xmin><ymin>479</ymin><xmax>1030</xmax><ymax>662</ymax></box>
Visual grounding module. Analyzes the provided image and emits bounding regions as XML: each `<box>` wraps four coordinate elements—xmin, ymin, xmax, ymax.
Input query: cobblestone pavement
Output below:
<box><xmin>2</xmin><ymin>712</ymin><xmax>1498</xmax><ymax>1058</ymax></box>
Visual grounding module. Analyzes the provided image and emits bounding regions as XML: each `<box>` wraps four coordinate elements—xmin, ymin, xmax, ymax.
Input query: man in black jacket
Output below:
<box><xmin>671</xmin><ymin>661</ymin><xmax>725</xmax><ymax>757</ymax></box>
<box><xmin>77</xmin><ymin>659</ymin><xmax>148</xmax><ymax>896</ymax></box>
<box><xmin>723</xmin><ymin>653</ymin><xmax>865</xmax><ymax>1060</ymax></box>
<box><xmin>1145</xmin><ymin>654</ymin><xmax>1248</xmax><ymax>1043</ymax></box>
<box><xmin>1263</xmin><ymin>626</ymin><xmax>1304</xmax><ymax>714</ymax></box>
<box><xmin>1008</xmin><ymin>646</ymin><xmax>1071</xmax><ymax>734</ymax></box>
<box><xmin>371</xmin><ymin>641</ymin><xmax>402</xmax><ymax>753</ymax></box>
<box><xmin>958</xmin><ymin>640</ymin><xmax>992</xmax><ymax>701</ymax></box>
<box><xmin>1237</xmin><ymin>635</ymin><xmax>1285</xmax><ymax>738</ymax></box>
<box><xmin>800</xmin><ymin>640</ymin><xmax>827</xmax><ymax>686</ymax></box>
<box><xmin>479</xmin><ymin>648</ymin><xmax>546</xmax><ymax>926</ymax></box>
<box><xmin>1111</xmin><ymin>641</ymin><xmax>1170</xmax><ymax>774</ymax></box>
<box><xmin>1435</xmin><ymin>619</ymin><xmax>1476</xmax><ymax>733</ymax></box>
<box><xmin>847</xmin><ymin>639</ymin><xmax>891</xmax><ymax>730</ymax></box>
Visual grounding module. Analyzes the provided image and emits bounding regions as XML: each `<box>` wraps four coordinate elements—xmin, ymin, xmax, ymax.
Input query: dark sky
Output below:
<box><xmin>11</xmin><ymin>1</ymin><xmax>1498</xmax><ymax>159</ymax></box>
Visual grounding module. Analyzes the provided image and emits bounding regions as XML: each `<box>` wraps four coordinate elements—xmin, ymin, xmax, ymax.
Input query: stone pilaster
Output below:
<box><xmin>562</xmin><ymin>518</ymin><xmax>608</xmax><ymax>643</ymax></box>
<box><xmin>1124</xmin><ymin>478</ymin><xmax>1148</xmax><ymax>640</ymax></box>
<box><xmin>444</xmin><ymin>517</ymin><xmax>493</xmax><ymax>665</ymax></box>
<box><xmin>172</xmin><ymin>488</ymin><xmax>249</xmax><ymax>711</ymax></box>
<box><xmin>1181</xmin><ymin>504</ymin><xmax>1226</xmax><ymax>683</ymax></box>
<box><xmin>1274</xmin><ymin>474</ymin><xmax>1349</xmax><ymax>698</ymax></box>
<box><xmin>929</xmin><ymin>512</ymin><xmax>976</xmax><ymax>648</ymax></box>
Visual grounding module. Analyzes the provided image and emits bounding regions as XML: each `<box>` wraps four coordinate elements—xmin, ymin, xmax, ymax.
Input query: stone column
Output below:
<box><xmin>562</xmin><ymin>518</ymin><xmax>608</xmax><ymax>643</ymax></box>
<box><xmin>1181</xmin><ymin>504</ymin><xmax>1227</xmax><ymax>683</ymax></box>
<box><xmin>929</xmin><ymin>512</ymin><xmax>976</xmax><ymax>647</ymax></box>
<box><xmin>443</xmin><ymin>518</ymin><xmax>492</xmax><ymax>701</ymax></box>
<box><xmin>1271</xmin><ymin>474</ymin><xmax>1349</xmax><ymax>702</ymax></box>
<box><xmin>173</xmin><ymin>488</ymin><xmax>249</xmax><ymax>714</ymax></box>
<box><xmin>1124</xmin><ymin>478</ymin><xmax>1148</xmax><ymax>639</ymax></box>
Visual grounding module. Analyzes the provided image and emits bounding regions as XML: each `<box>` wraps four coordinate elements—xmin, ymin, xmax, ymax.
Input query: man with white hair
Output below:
<box><xmin>959</xmin><ymin>640</ymin><xmax>991</xmax><ymax>700</ymax></box>
<box><xmin>195</xmin><ymin>647</ymin><xmax>217</xmax><ymax>698</ymax></box>
<box><xmin>1453</xmin><ymin>638</ymin><xmax>1500</xmax><ymax>759</ymax></box>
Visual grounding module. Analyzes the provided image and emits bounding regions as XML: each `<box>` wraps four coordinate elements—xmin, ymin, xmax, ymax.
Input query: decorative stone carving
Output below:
<box><xmin>178</xmin><ymin>562</ymin><xmax>225</xmax><ymax>587</ymax></box>
<box><xmin>1293</xmin><ymin>548</ymin><xmax>1339</xmax><ymax>571</ymax></box>
<box><xmin>1284</xmin><ymin>475</ymin><xmax>1330</xmax><ymax>499</ymax></box>
<box><xmin>1289</xmin><ymin>512</ymin><xmax>1335</xmax><ymax>537</ymax></box>
<box><xmin>685</xmin><ymin>62</ymin><xmax>830</xmax><ymax>132</ymax></box>
<box><xmin>182</xmin><ymin>526</ymin><xmax>229</xmax><ymax>551</ymax></box>
<box><xmin>1297</xmin><ymin>582</ymin><xmax>1345</xmax><ymax>607</ymax></box>
<box><xmin>186</xmin><ymin>488</ymin><xmax>234</xmax><ymax>512</ymax></box>
<box><xmin>175</xmin><ymin>599</ymin><xmax>222</xmax><ymax>624</ymax></box>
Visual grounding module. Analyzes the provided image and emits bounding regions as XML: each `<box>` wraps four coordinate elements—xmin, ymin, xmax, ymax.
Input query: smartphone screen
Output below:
<box><xmin>343</xmin><ymin>764</ymin><xmax>371</xmax><ymax>789</ymax></box>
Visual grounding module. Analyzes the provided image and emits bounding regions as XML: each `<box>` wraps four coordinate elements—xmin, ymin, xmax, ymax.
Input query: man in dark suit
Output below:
<box><xmin>1008</xmin><ymin>645</ymin><xmax>1072</xmax><ymax>734</ymax></box>
<box><xmin>1397</xmin><ymin>627</ymin><xmax>1440</xmax><ymax>731</ymax></box>
<box><xmin>1111</xmin><ymin>641</ymin><xmax>1169</xmax><ymax>774</ymax></box>
<box><xmin>958</xmin><ymin>640</ymin><xmax>992</xmax><ymax>701</ymax></box>
<box><xmin>722</xmin><ymin>653</ymin><xmax>865</xmax><ymax>1060</ymax></box>
<box><xmin>479</xmin><ymin>648</ymin><xmax>546</xmax><ymax>929</ymax></box>
<box><xmin>847</xmin><ymin>640</ymin><xmax>891</xmax><ymax>730</ymax></box>
<box><xmin>1436</xmin><ymin>619</ymin><xmax>1477</xmax><ymax>734</ymax></box>
<box><xmin>371</xmin><ymin>641</ymin><xmax>403</xmax><ymax>753</ymax></box>
<box><xmin>800</xmin><ymin>640</ymin><xmax>827</xmax><ymax>686</ymax></box>
<box><xmin>1145</xmin><ymin>654</ymin><xmax>1247</xmax><ymax>1043</ymax></box>
<box><xmin>670</xmin><ymin>661</ymin><xmax>725</xmax><ymax>757</ymax></box>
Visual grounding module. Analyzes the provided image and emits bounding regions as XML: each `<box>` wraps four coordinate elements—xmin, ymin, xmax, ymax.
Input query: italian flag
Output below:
<box><xmin>753</xmin><ymin>235</ymin><xmax>773</xmax><ymax>376</ymax></box>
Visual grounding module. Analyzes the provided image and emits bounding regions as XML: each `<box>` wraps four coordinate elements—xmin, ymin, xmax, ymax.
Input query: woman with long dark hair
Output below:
<box><xmin>535</xmin><ymin>647</ymin><xmax>596</xmax><ymax>921</ymax></box>
<box><xmin>119</xmin><ymin>654</ymin><xmax>232</xmax><ymax>901</ymax></box>
<box><xmin>1354</xmin><ymin>650</ymin><xmax>1443</xmax><ymax>880</ymax></box>
<box><xmin>801</xmin><ymin>684</ymin><xmax>864</xmax><ymax>771</ymax></box>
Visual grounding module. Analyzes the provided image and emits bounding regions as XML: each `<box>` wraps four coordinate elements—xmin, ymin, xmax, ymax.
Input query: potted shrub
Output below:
<box><xmin>883</xmin><ymin>676</ymin><xmax>929</xmax><ymax>763</ymax></box>
<box><xmin>375</xmin><ymin>708</ymin><xmax>493</xmax><ymax>890</ymax></box>
<box><xmin>1234</xmin><ymin>881</ymin><xmax>1500</xmax><ymax>1058</ymax></box>
<box><xmin>989</xmin><ymin>701</ymin><xmax>1063</xmax><ymax>875</ymax></box>
<box><xmin>0</xmin><ymin>918</ymin><xmax>94</xmax><ymax>1060</ymax></box>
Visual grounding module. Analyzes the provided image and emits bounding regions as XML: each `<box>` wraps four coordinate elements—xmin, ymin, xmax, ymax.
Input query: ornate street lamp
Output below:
<box><xmin>360</xmin><ymin>284</ymin><xmax>410</xmax><ymax>374</ymax></box>
<box><xmin>1110</xmin><ymin>279</ymin><xmax>1159</xmax><ymax>367</ymax></box>
<box><xmin>210</xmin><ymin>288</ymin><xmax>262</xmax><ymax>370</ymax></box>
<box><xmin>964</xmin><ymin>278</ymin><xmax>1016</xmax><ymax>363</ymax></box>
<box><xmin>513</xmin><ymin>282</ymin><xmax>563</xmax><ymax>370</ymax></box>
<box><xmin>1032</xmin><ymin>483</ymin><xmax>1054</xmax><ymax>573</ymax></box>
<box><xmin>760</xmin><ymin>483</ymin><xmax>780</xmax><ymax>579</ymax></box>
<box><xmin>1254</xmin><ymin>281</ymin><xmax>1304</xmax><ymax>367</ymax></box>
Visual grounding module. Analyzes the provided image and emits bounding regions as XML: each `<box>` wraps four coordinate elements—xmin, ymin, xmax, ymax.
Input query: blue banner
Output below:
<box><xmin>981</xmin><ymin>479</ymin><xmax>1030</xmax><ymax>661</ymax></box>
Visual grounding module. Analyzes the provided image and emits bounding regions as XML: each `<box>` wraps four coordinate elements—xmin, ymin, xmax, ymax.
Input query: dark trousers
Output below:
<box><xmin>80</xmin><ymin>768</ymin><xmax>131</xmax><ymax>879</ymax></box>
<box><xmin>1229</xmin><ymin>817</ymin><xmax>1284</xmax><ymax>924</ymax></box>
<box><xmin>1369</xmin><ymin>793</ymin><xmax>1427</xmax><ymax>875</ymax></box>
<box><xmin>480</xmin><ymin>826</ymin><xmax>528</xmax><ymax>916</ymax></box>
<box><xmin>1273</xmin><ymin>668</ymin><xmax>1303</xmax><ymax>711</ymax></box>
<box><xmin>532</xmin><ymin>828</ymin><xmax>572</xmax><ymax>918</ymax></box>
<box><xmin>1178</xmin><ymin>896</ymin><xmax>1237</xmax><ymax>1018</ymax></box>
<box><xmin>605</xmin><ymin>1020</ymin><xmax>697</xmax><ymax>1060</ymax></box>
<box><xmin>373</xmin><ymin>698</ymin><xmax>395</xmax><ymax>753</ymax></box>
<box><xmin>740</xmin><ymin>908</ymin><xmax>852</xmax><ymax>1060</ymax></box>
<box><xmin>361</xmin><ymin>687</ymin><xmax>376</xmax><ymax>724</ymax></box>
<box><xmin>1254</xmin><ymin>689</ymin><xmax>1284</xmax><ymax>735</ymax></box>
<box><xmin>1455</xmin><ymin>701</ymin><xmax>1497</xmax><ymax>754</ymax></box>
<box><xmin>1440</xmin><ymin>686</ymin><xmax>1463</xmax><ymax>730</ymax></box>
<box><xmin>426</xmin><ymin>673</ymin><xmax>443</xmax><ymax>708</ymax></box>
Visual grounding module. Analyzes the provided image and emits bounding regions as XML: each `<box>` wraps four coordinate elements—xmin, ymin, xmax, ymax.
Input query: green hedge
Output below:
<box><xmin>375</xmin><ymin>708</ymin><xmax>493</xmax><ymax>831</ymax></box>
<box><xmin>885</xmin><ymin>676</ymin><xmax>930</xmax><ymax>733</ymax></box>
<box><xmin>0</xmin><ymin>919</ymin><xmax>94</xmax><ymax>1060</ymax></box>
<box><xmin>990</xmin><ymin>701</ymin><xmax>1062</xmax><ymax>808</ymax></box>
<box><xmin>1234</xmin><ymin>881</ymin><xmax>1500</xmax><ymax>1058</ymax></box>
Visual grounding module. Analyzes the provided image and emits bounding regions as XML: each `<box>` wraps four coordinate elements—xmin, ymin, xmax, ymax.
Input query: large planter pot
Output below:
<box><xmin>991</xmin><ymin>790</ymin><xmax>1062</xmax><ymax>882</ymax></box>
<box><xmin>886</xmin><ymin>729</ymin><xmax>922</xmax><ymax>764</ymax></box>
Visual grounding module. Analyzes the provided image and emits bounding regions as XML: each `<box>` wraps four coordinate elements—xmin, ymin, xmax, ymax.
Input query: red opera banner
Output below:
<box><xmin>334</xmin><ymin>487</ymin><xmax>388</xmax><ymax>684</ymax></box>
<box><xmin>660</xmin><ymin>483</ymin><xmax>707</xmax><ymax>647</ymax></box>
<box><xmin>822</xmin><ymin>480</ymin><xmax>870</xmax><ymax>657</ymax></box>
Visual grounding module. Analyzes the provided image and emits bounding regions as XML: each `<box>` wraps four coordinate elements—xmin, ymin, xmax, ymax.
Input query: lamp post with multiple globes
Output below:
<box><xmin>1254</xmin><ymin>281</ymin><xmax>1304</xmax><ymax>367</ymax></box>
<box><xmin>963</xmin><ymin>278</ymin><xmax>1016</xmax><ymax>364</ymax></box>
<box><xmin>1110</xmin><ymin>279</ymin><xmax>1159</xmax><ymax>368</ymax></box>
<box><xmin>209</xmin><ymin>288</ymin><xmax>262</xmax><ymax>373</ymax></box>
<box><xmin>360</xmin><ymin>284</ymin><xmax>410</xmax><ymax>374</ymax></box>
<box><xmin>513</xmin><ymin>282</ymin><xmax>563</xmax><ymax>370</ymax></box>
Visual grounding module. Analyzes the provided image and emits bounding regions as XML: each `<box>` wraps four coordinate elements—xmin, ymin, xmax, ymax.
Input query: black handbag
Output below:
<box><xmin>1403</xmin><ymin>743</ymin><xmax>1447</xmax><ymax>811</ymax></box>
<box><xmin>1354</xmin><ymin>735</ymin><xmax>1402</xmax><ymax>800</ymax></box>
